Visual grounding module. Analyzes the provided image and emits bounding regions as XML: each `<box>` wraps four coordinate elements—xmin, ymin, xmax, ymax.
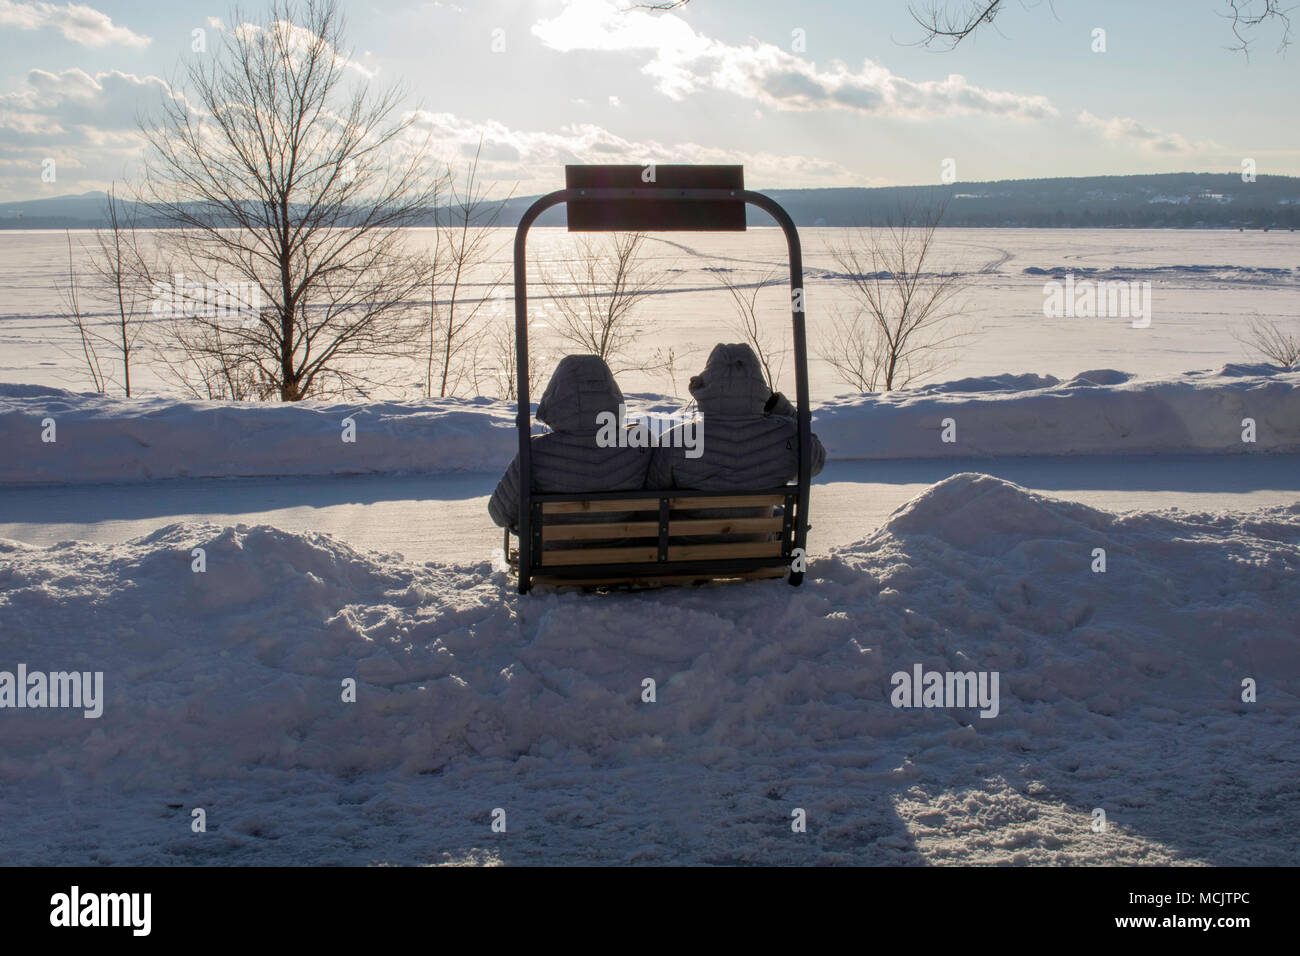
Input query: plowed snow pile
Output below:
<box><xmin>3</xmin><ymin>364</ymin><xmax>1299</xmax><ymax>484</ymax></box>
<box><xmin>1</xmin><ymin>474</ymin><xmax>1297</xmax><ymax>865</ymax></box>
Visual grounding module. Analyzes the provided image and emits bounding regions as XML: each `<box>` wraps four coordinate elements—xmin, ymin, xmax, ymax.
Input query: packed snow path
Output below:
<box><xmin>1</xmin><ymin>474</ymin><xmax>1296</xmax><ymax>865</ymax></box>
<box><xmin>3</xmin><ymin>454</ymin><xmax>1299</xmax><ymax>563</ymax></box>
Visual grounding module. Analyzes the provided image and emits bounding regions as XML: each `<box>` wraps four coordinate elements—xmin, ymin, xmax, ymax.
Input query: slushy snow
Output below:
<box><xmin>2</xmin><ymin>474</ymin><xmax>1296</xmax><ymax>865</ymax></box>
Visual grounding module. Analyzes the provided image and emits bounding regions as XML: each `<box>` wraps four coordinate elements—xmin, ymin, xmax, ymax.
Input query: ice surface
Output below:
<box><xmin>3</xmin><ymin>227</ymin><xmax>1298</xmax><ymax>403</ymax></box>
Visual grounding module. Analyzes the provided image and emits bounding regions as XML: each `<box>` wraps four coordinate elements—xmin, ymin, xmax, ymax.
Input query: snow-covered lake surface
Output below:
<box><xmin>2</xmin><ymin>227</ymin><xmax>1297</xmax><ymax>403</ymax></box>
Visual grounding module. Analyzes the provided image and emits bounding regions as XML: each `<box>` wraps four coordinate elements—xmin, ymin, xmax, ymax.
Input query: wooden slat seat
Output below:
<box><xmin>542</xmin><ymin>521</ymin><xmax>661</xmax><ymax>542</ymax></box>
<box><xmin>532</xmin><ymin>567</ymin><xmax>787</xmax><ymax>590</ymax></box>
<box><xmin>666</xmin><ymin>541</ymin><xmax>783</xmax><ymax>560</ymax></box>
<box><xmin>538</xmin><ymin>545</ymin><xmax>661</xmax><ymax>566</ymax></box>
<box><xmin>507</xmin><ymin>487</ymin><xmax>801</xmax><ymax>590</ymax></box>
<box><xmin>668</xmin><ymin>494</ymin><xmax>785</xmax><ymax>509</ymax></box>
<box><xmin>540</xmin><ymin>516</ymin><xmax>783</xmax><ymax>542</ymax></box>
<box><xmin>542</xmin><ymin>499</ymin><xmax>659</xmax><ymax>514</ymax></box>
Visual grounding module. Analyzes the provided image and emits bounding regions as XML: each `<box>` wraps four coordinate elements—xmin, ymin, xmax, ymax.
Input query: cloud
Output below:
<box><xmin>0</xmin><ymin>57</ymin><xmax>868</xmax><ymax>199</ymax></box>
<box><xmin>0</xmin><ymin>67</ymin><xmax>171</xmax><ymax>142</ymax></box>
<box><xmin>230</xmin><ymin>16</ymin><xmax>378</xmax><ymax>79</ymax></box>
<box><xmin>1076</xmin><ymin>111</ymin><xmax>1213</xmax><ymax>154</ymax></box>
<box><xmin>531</xmin><ymin>0</ymin><xmax>1056</xmax><ymax>121</ymax></box>
<box><xmin>0</xmin><ymin>0</ymin><xmax>149</xmax><ymax>48</ymax></box>
<box><xmin>0</xmin><ymin>68</ymin><xmax>172</xmax><ymax>197</ymax></box>
<box><xmin>408</xmin><ymin>110</ymin><xmax>869</xmax><ymax>193</ymax></box>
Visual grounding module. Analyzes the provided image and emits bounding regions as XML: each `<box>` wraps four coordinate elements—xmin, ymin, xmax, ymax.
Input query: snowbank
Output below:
<box><xmin>816</xmin><ymin>363</ymin><xmax>1300</xmax><ymax>459</ymax></box>
<box><xmin>0</xmin><ymin>385</ymin><xmax>522</xmax><ymax>485</ymax></box>
<box><xmin>1</xmin><ymin>363</ymin><xmax>1298</xmax><ymax>485</ymax></box>
<box><xmin>2</xmin><ymin>474</ymin><xmax>1297</xmax><ymax>864</ymax></box>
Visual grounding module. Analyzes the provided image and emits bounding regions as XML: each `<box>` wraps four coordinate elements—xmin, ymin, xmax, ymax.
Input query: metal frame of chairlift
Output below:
<box><xmin>510</xmin><ymin>165</ymin><xmax>811</xmax><ymax>594</ymax></box>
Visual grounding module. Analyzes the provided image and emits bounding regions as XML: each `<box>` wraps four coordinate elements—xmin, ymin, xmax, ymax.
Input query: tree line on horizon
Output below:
<box><xmin>11</xmin><ymin>171</ymin><xmax>1300</xmax><ymax>231</ymax></box>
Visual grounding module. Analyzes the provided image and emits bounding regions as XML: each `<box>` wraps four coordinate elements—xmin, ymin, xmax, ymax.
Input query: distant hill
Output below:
<box><xmin>0</xmin><ymin>191</ymin><xmax>126</xmax><ymax>230</ymax></box>
<box><xmin>4</xmin><ymin>173</ymin><xmax>1299</xmax><ymax>230</ymax></box>
<box><xmin>753</xmin><ymin>174</ymin><xmax>1300</xmax><ymax>229</ymax></box>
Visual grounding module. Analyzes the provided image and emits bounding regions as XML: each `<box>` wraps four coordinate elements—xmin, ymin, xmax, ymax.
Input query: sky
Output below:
<box><xmin>0</xmin><ymin>0</ymin><xmax>1297</xmax><ymax>202</ymax></box>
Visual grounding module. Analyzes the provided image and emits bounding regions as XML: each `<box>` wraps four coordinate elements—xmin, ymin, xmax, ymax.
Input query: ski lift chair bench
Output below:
<box><xmin>507</xmin><ymin>165</ymin><xmax>813</xmax><ymax>593</ymax></box>
<box><xmin>504</xmin><ymin>486</ymin><xmax>798</xmax><ymax>589</ymax></box>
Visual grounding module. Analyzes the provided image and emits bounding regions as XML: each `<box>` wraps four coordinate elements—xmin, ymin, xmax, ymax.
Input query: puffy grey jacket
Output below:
<box><xmin>648</xmin><ymin>343</ymin><xmax>826</xmax><ymax>490</ymax></box>
<box><xmin>488</xmin><ymin>355</ymin><xmax>650</xmax><ymax>530</ymax></box>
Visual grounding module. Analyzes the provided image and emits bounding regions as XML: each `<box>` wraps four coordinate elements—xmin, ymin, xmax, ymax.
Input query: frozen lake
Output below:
<box><xmin>2</xmin><ymin>227</ymin><xmax>1296</xmax><ymax>404</ymax></box>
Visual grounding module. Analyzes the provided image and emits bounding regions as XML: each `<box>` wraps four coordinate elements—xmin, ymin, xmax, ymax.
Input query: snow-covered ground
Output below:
<box><xmin>2</xmin><ymin>309</ymin><xmax>1298</xmax><ymax>862</ymax></box>
<box><xmin>4</xmin><ymin>456</ymin><xmax>1300</xmax><ymax>564</ymax></box>
<box><xmin>2</xmin><ymin>473</ymin><xmax>1296</xmax><ymax>865</ymax></box>
<box><xmin>3</xmin><ymin>364</ymin><xmax>1298</xmax><ymax>484</ymax></box>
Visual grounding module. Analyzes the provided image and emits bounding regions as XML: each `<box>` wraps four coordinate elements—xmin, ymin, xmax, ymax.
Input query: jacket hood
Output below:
<box><xmin>688</xmin><ymin>343</ymin><xmax>772</xmax><ymax>417</ymax></box>
<box><xmin>536</xmin><ymin>354</ymin><xmax>624</xmax><ymax>433</ymax></box>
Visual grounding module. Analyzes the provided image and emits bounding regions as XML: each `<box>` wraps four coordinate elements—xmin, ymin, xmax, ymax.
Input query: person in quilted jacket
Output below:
<box><xmin>647</xmin><ymin>342</ymin><xmax>825</xmax><ymax>491</ymax></box>
<box><xmin>488</xmin><ymin>354</ymin><xmax>650</xmax><ymax>532</ymax></box>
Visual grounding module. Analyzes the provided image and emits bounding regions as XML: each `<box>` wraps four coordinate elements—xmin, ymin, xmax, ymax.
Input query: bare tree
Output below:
<box><xmin>910</xmin><ymin>0</ymin><xmax>1293</xmax><ymax>54</ymax></box>
<box><xmin>538</xmin><ymin>231</ymin><xmax>669</xmax><ymax>372</ymax></box>
<box><xmin>650</xmin><ymin>342</ymin><xmax>695</xmax><ymax>398</ymax></box>
<box><xmin>153</xmin><ymin>311</ymin><xmax>273</xmax><ymax>400</ymax></box>
<box><xmin>819</xmin><ymin>203</ymin><xmax>971</xmax><ymax>393</ymax></box>
<box><xmin>710</xmin><ymin>267</ymin><xmax>786</xmax><ymax>392</ymax></box>
<box><xmin>425</xmin><ymin>139</ymin><xmax>512</xmax><ymax>398</ymax></box>
<box><xmin>644</xmin><ymin>1</ymin><xmax>1294</xmax><ymax>55</ymax></box>
<box><xmin>472</xmin><ymin>315</ymin><xmax>551</xmax><ymax>401</ymax></box>
<box><xmin>1224</xmin><ymin>0</ymin><xmax>1295</xmax><ymax>54</ymax></box>
<box><xmin>1235</xmin><ymin>315</ymin><xmax>1300</xmax><ymax>368</ymax></box>
<box><xmin>84</xmin><ymin>187</ymin><xmax>153</xmax><ymax>396</ymax></box>
<box><xmin>58</xmin><ymin>231</ymin><xmax>107</xmax><ymax>394</ymax></box>
<box><xmin>56</xmin><ymin>190</ymin><xmax>154</xmax><ymax>395</ymax></box>
<box><xmin>820</xmin><ymin>304</ymin><xmax>889</xmax><ymax>393</ymax></box>
<box><xmin>136</xmin><ymin>0</ymin><xmax>440</xmax><ymax>402</ymax></box>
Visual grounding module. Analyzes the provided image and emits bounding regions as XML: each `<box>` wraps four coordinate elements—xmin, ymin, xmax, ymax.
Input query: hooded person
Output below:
<box><xmin>647</xmin><ymin>342</ymin><xmax>826</xmax><ymax>491</ymax></box>
<box><xmin>488</xmin><ymin>354</ymin><xmax>651</xmax><ymax>532</ymax></box>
